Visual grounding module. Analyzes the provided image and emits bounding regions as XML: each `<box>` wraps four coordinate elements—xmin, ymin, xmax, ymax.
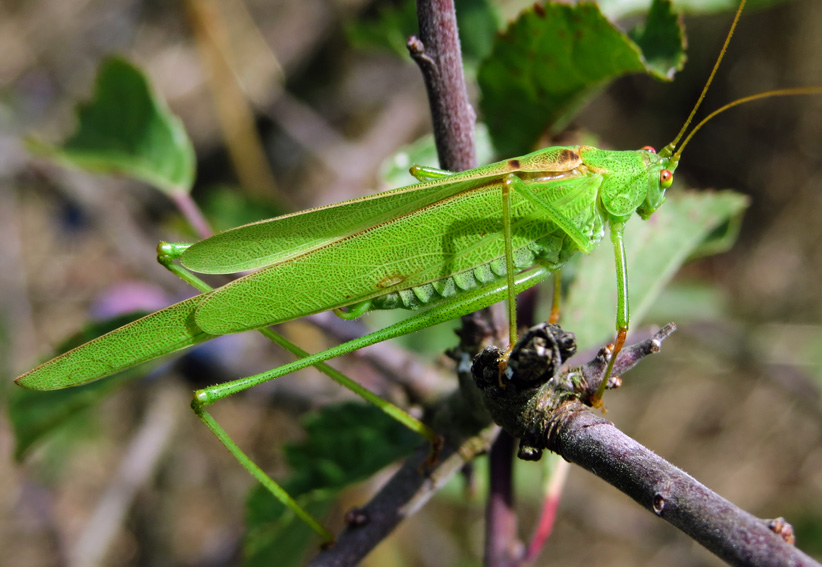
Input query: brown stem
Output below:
<box><xmin>408</xmin><ymin>0</ymin><xmax>476</xmax><ymax>172</ymax></box>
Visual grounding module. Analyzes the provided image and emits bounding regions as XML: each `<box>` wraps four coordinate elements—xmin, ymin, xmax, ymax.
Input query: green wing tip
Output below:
<box><xmin>14</xmin><ymin>372</ymin><xmax>52</xmax><ymax>391</ymax></box>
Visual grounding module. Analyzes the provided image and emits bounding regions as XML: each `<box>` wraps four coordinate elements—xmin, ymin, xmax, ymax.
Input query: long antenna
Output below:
<box><xmin>659</xmin><ymin>0</ymin><xmax>747</xmax><ymax>159</ymax></box>
<box><xmin>672</xmin><ymin>87</ymin><xmax>822</xmax><ymax>161</ymax></box>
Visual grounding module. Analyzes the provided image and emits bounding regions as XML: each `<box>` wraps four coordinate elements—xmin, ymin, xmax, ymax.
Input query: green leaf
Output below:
<box><xmin>9</xmin><ymin>312</ymin><xmax>150</xmax><ymax>460</ymax></box>
<box><xmin>563</xmin><ymin>190</ymin><xmax>749</xmax><ymax>351</ymax></box>
<box><xmin>454</xmin><ymin>0</ymin><xmax>503</xmax><ymax>63</ymax></box>
<box><xmin>198</xmin><ymin>185</ymin><xmax>287</xmax><ymax>233</ymax></box>
<box><xmin>630</xmin><ymin>0</ymin><xmax>687</xmax><ymax>78</ymax></box>
<box><xmin>478</xmin><ymin>0</ymin><xmax>686</xmax><ymax>156</ymax></box>
<box><xmin>645</xmin><ymin>281</ymin><xmax>728</xmax><ymax>324</ymax></box>
<box><xmin>243</xmin><ymin>402</ymin><xmax>421</xmax><ymax>566</ymax></box>
<box><xmin>27</xmin><ymin>56</ymin><xmax>195</xmax><ymax>195</ymax></box>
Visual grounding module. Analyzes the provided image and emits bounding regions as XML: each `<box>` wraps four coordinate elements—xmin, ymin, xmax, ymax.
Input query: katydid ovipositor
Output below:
<box><xmin>14</xmin><ymin>0</ymin><xmax>822</xmax><ymax>545</ymax></box>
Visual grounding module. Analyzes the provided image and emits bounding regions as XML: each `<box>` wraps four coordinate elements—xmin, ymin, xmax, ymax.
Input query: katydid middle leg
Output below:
<box><xmin>592</xmin><ymin>221</ymin><xmax>629</xmax><ymax>407</ymax></box>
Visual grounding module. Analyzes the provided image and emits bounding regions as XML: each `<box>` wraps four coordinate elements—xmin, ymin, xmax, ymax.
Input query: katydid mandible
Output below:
<box><xmin>14</xmin><ymin>0</ymin><xmax>822</xmax><ymax>545</ymax></box>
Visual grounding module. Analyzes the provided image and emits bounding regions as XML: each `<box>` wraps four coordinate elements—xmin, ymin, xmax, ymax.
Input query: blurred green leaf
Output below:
<box><xmin>9</xmin><ymin>312</ymin><xmax>150</xmax><ymax>460</ymax></box>
<box><xmin>244</xmin><ymin>488</ymin><xmax>333</xmax><ymax>567</ymax></box>
<box><xmin>345</xmin><ymin>0</ymin><xmax>418</xmax><ymax>57</ymax></box>
<box><xmin>243</xmin><ymin>402</ymin><xmax>421</xmax><ymax>566</ymax></box>
<box><xmin>28</xmin><ymin>56</ymin><xmax>195</xmax><ymax>195</ymax></box>
<box><xmin>284</xmin><ymin>402</ymin><xmax>420</xmax><ymax>493</ymax></box>
<box><xmin>791</xmin><ymin>512</ymin><xmax>822</xmax><ymax>557</ymax></box>
<box><xmin>645</xmin><ymin>281</ymin><xmax>728</xmax><ymax>324</ymax></box>
<box><xmin>563</xmin><ymin>190</ymin><xmax>749</xmax><ymax>351</ymax></box>
<box><xmin>454</xmin><ymin>0</ymin><xmax>503</xmax><ymax>63</ymax></box>
<box><xmin>478</xmin><ymin>0</ymin><xmax>686</xmax><ymax>156</ymax></box>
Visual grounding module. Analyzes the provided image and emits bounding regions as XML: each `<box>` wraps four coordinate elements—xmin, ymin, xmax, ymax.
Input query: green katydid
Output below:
<box><xmin>14</xmin><ymin>0</ymin><xmax>822</xmax><ymax>546</ymax></box>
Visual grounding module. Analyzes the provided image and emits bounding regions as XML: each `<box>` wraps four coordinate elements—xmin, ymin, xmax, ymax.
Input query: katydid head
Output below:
<box><xmin>636</xmin><ymin>146</ymin><xmax>675</xmax><ymax>220</ymax></box>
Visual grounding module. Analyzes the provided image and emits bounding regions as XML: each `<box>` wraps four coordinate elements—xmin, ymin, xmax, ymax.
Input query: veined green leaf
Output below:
<box><xmin>478</xmin><ymin>0</ymin><xmax>686</xmax><ymax>156</ymax></box>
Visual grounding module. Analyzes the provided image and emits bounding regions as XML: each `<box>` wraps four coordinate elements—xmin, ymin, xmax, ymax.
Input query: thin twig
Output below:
<box><xmin>524</xmin><ymin>456</ymin><xmax>570</xmax><ymax>562</ymax></box>
<box><xmin>168</xmin><ymin>191</ymin><xmax>213</xmax><ymax>240</ymax></box>
<box><xmin>184</xmin><ymin>0</ymin><xmax>280</xmax><ymax>200</ymax></box>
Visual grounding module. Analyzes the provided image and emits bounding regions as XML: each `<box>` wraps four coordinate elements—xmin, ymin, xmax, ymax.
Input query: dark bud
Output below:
<box><xmin>505</xmin><ymin>323</ymin><xmax>576</xmax><ymax>391</ymax></box>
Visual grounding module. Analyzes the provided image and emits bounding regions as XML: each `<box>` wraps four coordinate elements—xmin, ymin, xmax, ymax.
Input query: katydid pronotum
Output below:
<box><xmin>14</xmin><ymin>0</ymin><xmax>822</xmax><ymax>546</ymax></box>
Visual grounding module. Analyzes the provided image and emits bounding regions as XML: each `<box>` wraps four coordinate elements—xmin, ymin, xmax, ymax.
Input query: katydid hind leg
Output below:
<box><xmin>185</xmin><ymin>270</ymin><xmax>554</xmax><ymax>532</ymax></box>
<box><xmin>157</xmin><ymin>246</ymin><xmax>443</xmax><ymax>536</ymax></box>
<box><xmin>193</xmin><ymin>403</ymin><xmax>336</xmax><ymax>545</ymax></box>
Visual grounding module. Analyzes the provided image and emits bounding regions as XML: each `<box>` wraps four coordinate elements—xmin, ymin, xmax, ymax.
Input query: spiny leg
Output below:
<box><xmin>156</xmin><ymin>243</ymin><xmax>443</xmax><ymax>542</ymax></box>
<box><xmin>592</xmin><ymin>221</ymin><xmax>629</xmax><ymax>407</ymax></box>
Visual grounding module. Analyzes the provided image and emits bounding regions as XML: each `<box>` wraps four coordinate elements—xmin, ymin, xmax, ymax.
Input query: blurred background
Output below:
<box><xmin>1</xmin><ymin>0</ymin><xmax>821</xmax><ymax>565</ymax></box>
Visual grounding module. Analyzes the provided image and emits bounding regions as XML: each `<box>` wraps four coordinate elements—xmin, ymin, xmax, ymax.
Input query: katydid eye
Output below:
<box><xmin>641</xmin><ymin>145</ymin><xmax>656</xmax><ymax>153</ymax></box>
<box><xmin>659</xmin><ymin>169</ymin><xmax>673</xmax><ymax>189</ymax></box>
